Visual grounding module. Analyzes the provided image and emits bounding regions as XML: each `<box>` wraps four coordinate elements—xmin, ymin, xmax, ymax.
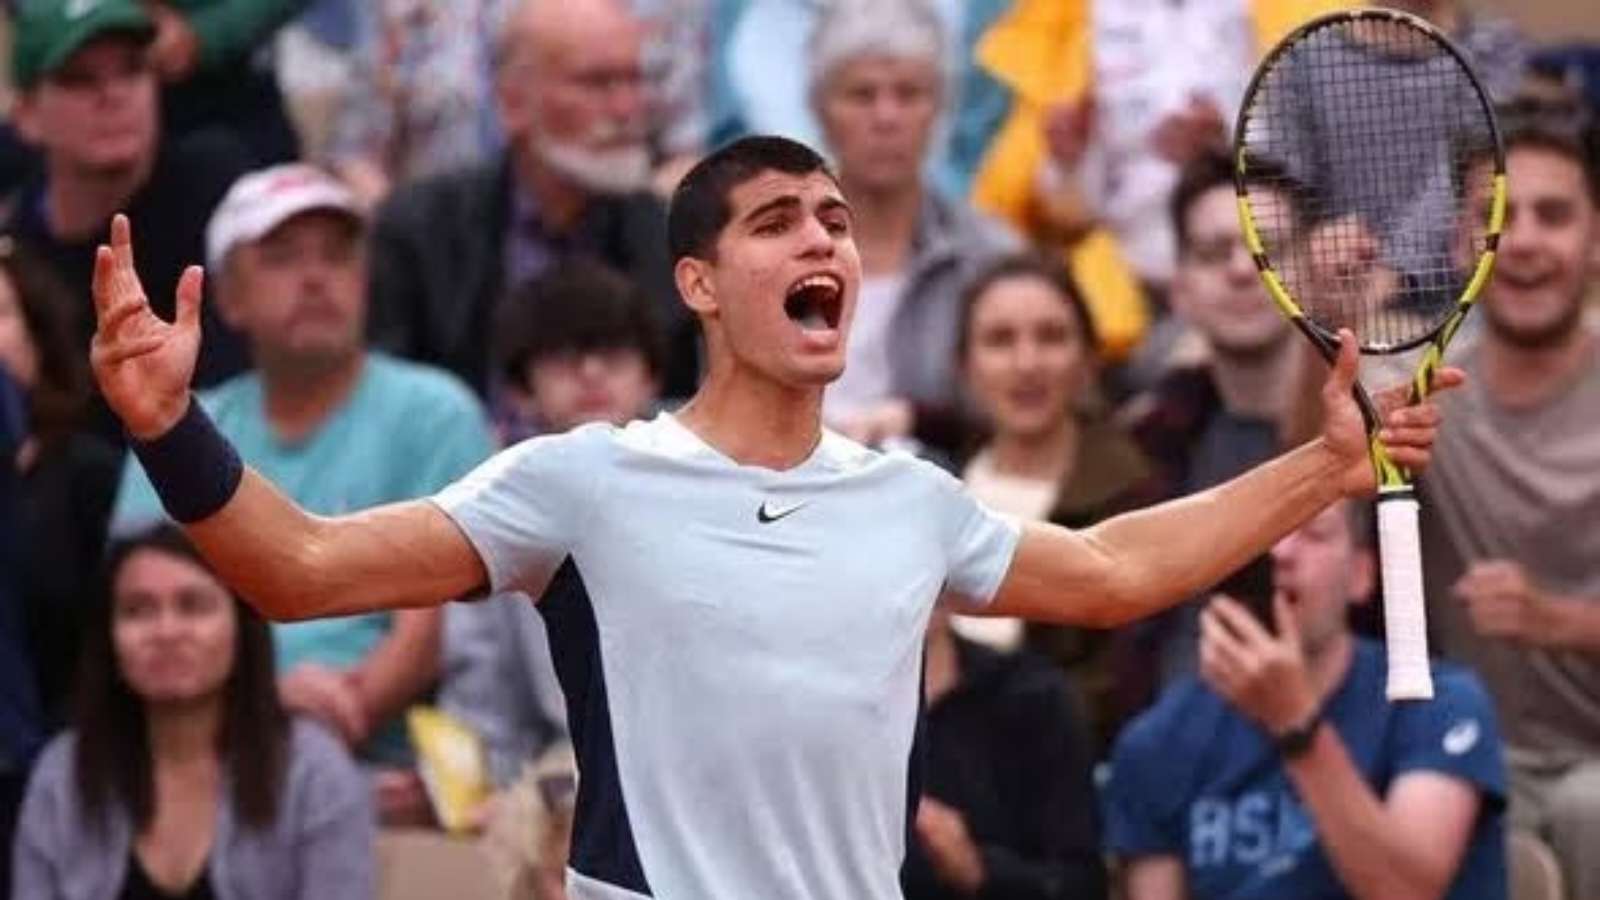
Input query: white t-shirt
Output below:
<box><xmin>433</xmin><ymin>414</ymin><xmax>1021</xmax><ymax>900</ymax></box>
<box><xmin>1078</xmin><ymin>0</ymin><xmax>1254</xmax><ymax>283</ymax></box>
<box><xmin>824</xmin><ymin>271</ymin><xmax>908</xmax><ymax>422</ymax></box>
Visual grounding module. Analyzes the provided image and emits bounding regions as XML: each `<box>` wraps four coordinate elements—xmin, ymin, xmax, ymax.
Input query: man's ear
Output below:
<box><xmin>676</xmin><ymin>256</ymin><xmax>717</xmax><ymax>318</ymax></box>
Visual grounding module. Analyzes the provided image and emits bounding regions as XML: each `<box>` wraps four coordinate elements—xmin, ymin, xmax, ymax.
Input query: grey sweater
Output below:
<box><xmin>10</xmin><ymin>720</ymin><xmax>375</xmax><ymax>900</ymax></box>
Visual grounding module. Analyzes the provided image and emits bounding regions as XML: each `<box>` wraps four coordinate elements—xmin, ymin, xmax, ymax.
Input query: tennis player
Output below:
<box><xmin>91</xmin><ymin>137</ymin><xmax>1456</xmax><ymax>900</ymax></box>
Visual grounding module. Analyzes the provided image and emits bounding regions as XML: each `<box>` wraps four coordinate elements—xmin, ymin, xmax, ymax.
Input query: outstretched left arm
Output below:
<box><xmin>987</xmin><ymin>333</ymin><xmax>1458</xmax><ymax>627</ymax></box>
<box><xmin>990</xmin><ymin>437</ymin><xmax>1346</xmax><ymax>626</ymax></box>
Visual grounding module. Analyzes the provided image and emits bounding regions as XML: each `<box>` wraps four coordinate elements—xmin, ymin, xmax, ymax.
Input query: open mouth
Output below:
<box><xmin>784</xmin><ymin>272</ymin><xmax>845</xmax><ymax>332</ymax></box>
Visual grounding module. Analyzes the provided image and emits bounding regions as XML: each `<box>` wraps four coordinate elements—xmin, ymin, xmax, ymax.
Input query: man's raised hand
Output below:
<box><xmin>90</xmin><ymin>214</ymin><xmax>204</xmax><ymax>440</ymax></box>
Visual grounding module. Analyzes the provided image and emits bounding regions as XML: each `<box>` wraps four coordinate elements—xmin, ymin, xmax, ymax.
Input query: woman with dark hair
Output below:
<box><xmin>0</xmin><ymin>236</ymin><xmax>122</xmax><ymax>723</ymax></box>
<box><xmin>10</xmin><ymin>524</ymin><xmax>375</xmax><ymax>900</ymax></box>
<box><xmin>954</xmin><ymin>253</ymin><xmax>1162</xmax><ymax>745</ymax></box>
<box><xmin>900</xmin><ymin>254</ymin><xmax>1133</xmax><ymax>900</ymax></box>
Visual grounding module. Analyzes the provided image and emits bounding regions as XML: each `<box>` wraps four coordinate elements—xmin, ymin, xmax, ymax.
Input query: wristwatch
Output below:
<box><xmin>1274</xmin><ymin>710</ymin><xmax>1325</xmax><ymax>759</ymax></box>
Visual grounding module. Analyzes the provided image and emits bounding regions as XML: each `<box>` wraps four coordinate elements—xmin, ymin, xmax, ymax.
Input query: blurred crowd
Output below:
<box><xmin>0</xmin><ymin>0</ymin><xmax>1597</xmax><ymax>898</ymax></box>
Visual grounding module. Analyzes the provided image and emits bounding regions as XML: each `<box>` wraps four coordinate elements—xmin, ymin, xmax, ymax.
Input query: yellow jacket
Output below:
<box><xmin>973</xmin><ymin>0</ymin><xmax>1354</xmax><ymax>359</ymax></box>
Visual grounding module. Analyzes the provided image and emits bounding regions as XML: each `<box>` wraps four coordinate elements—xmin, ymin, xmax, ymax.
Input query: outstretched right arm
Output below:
<box><xmin>187</xmin><ymin>473</ymin><xmax>484</xmax><ymax>619</ymax></box>
<box><xmin>91</xmin><ymin>215</ymin><xmax>486</xmax><ymax>620</ymax></box>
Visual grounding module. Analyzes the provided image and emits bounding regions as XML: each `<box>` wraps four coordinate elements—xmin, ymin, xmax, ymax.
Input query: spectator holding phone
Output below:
<box><xmin>1104</xmin><ymin>500</ymin><xmax>1510</xmax><ymax>900</ymax></box>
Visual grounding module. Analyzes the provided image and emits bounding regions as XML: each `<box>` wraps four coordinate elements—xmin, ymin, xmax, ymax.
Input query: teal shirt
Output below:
<box><xmin>113</xmin><ymin>353</ymin><xmax>494</xmax><ymax>760</ymax></box>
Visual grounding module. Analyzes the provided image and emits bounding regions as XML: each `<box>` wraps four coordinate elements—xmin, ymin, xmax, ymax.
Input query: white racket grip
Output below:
<box><xmin>1378</xmin><ymin>493</ymin><xmax>1434</xmax><ymax>700</ymax></box>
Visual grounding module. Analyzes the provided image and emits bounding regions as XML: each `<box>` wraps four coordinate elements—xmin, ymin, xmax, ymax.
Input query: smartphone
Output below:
<box><xmin>1213</xmin><ymin>554</ymin><xmax>1277</xmax><ymax>632</ymax></box>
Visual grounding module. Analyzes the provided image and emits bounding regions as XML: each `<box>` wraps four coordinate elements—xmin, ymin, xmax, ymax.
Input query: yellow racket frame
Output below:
<box><xmin>1233</xmin><ymin>7</ymin><xmax>1507</xmax><ymax>491</ymax></box>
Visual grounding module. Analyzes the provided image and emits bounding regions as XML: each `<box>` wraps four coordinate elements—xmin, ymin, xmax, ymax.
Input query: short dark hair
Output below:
<box><xmin>75</xmin><ymin>525</ymin><xmax>288</xmax><ymax>831</ymax></box>
<box><xmin>496</xmin><ymin>260</ymin><xmax>667</xmax><ymax>386</ymax></box>
<box><xmin>0</xmin><ymin>236</ymin><xmax>89</xmax><ymax>446</ymax></box>
<box><xmin>1493</xmin><ymin>97</ymin><xmax>1600</xmax><ymax>206</ymax></box>
<box><xmin>956</xmin><ymin>252</ymin><xmax>1101</xmax><ymax>359</ymax></box>
<box><xmin>1171</xmin><ymin>148</ymin><xmax>1301</xmax><ymax>253</ymax></box>
<box><xmin>667</xmin><ymin>135</ymin><xmax>837</xmax><ymax>263</ymax></box>
<box><xmin>1171</xmin><ymin>149</ymin><xmax>1238</xmax><ymax>254</ymax></box>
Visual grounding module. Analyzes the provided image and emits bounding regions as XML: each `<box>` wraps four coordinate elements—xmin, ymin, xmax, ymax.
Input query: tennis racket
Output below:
<box><xmin>1233</xmin><ymin>8</ymin><xmax>1505</xmax><ymax>700</ymax></box>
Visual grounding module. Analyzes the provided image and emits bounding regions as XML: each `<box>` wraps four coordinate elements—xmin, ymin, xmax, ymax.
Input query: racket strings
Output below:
<box><xmin>1240</xmin><ymin>17</ymin><xmax>1498</xmax><ymax>351</ymax></box>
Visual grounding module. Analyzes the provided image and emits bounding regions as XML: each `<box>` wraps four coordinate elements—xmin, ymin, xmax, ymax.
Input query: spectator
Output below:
<box><xmin>1106</xmin><ymin>500</ymin><xmax>1508</xmax><ymax>900</ymax></box>
<box><xmin>712</xmin><ymin>0</ymin><xmax>1012</xmax><ymax>200</ymax></box>
<box><xmin>109</xmin><ymin>165</ymin><xmax>494</xmax><ymax>804</ymax></box>
<box><xmin>808</xmin><ymin>0</ymin><xmax>1016</xmax><ymax>450</ymax></box>
<box><xmin>321</xmin><ymin>0</ymin><xmax>703</xmax><ymax>209</ymax></box>
<box><xmin>1421</xmin><ymin>112</ymin><xmax>1600</xmax><ymax>898</ymax></box>
<box><xmin>969</xmin><ymin>0</ymin><xmax>1345</xmax><ymax>368</ymax></box>
<box><xmin>442</xmin><ymin>260</ymin><xmax>666</xmax><ymax>783</ymax></box>
<box><xmin>490</xmin><ymin>259</ymin><xmax>665</xmax><ymax>442</ymax></box>
<box><xmin>4</xmin><ymin>0</ymin><xmax>254</xmax><ymax>429</ymax></box>
<box><xmin>441</xmin><ymin>262</ymin><xmax>663</xmax><ymax>893</ymax></box>
<box><xmin>319</xmin><ymin>0</ymin><xmax>519</xmax><ymax>206</ymax></box>
<box><xmin>10</xmin><ymin>524</ymin><xmax>375</xmax><ymax>900</ymax></box>
<box><xmin>1118</xmin><ymin>149</ymin><xmax>1311</xmax><ymax>688</ymax></box>
<box><xmin>0</xmin><ymin>367</ymin><xmax>42</xmax><ymax>900</ymax></box>
<box><xmin>0</xmin><ymin>238</ymin><xmax>121</xmax><ymax>727</ymax></box>
<box><xmin>954</xmin><ymin>253</ymin><xmax>1160</xmax><ymax>748</ymax></box>
<box><xmin>367</xmin><ymin>0</ymin><xmax>696</xmax><ymax>419</ymax></box>
<box><xmin>143</xmin><ymin>0</ymin><xmax>312</xmax><ymax>165</ymax></box>
<box><xmin>902</xmin><ymin>604</ymin><xmax>1106</xmax><ymax>900</ymax></box>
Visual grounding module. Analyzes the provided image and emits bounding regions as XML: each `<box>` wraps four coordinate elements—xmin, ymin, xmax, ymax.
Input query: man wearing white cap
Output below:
<box><xmin>109</xmin><ymin>164</ymin><xmax>496</xmax><ymax>810</ymax></box>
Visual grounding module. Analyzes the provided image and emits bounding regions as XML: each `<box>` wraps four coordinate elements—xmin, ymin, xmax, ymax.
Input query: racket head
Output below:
<box><xmin>1233</xmin><ymin>8</ymin><xmax>1506</xmax><ymax>357</ymax></box>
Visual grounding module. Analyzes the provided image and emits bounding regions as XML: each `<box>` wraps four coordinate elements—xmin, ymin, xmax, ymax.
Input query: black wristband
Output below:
<box><xmin>129</xmin><ymin>397</ymin><xmax>244</xmax><ymax>524</ymax></box>
<box><xmin>1275</xmin><ymin>710</ymin><xmax>1325</xmax><ymax>759</ymax></box>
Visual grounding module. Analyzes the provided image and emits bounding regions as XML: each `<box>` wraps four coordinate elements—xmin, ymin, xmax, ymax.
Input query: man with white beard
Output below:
<box><xmin>365</xmin><ymin>0</ymin><xmax>697</xmax><ymax>433</ymax></box>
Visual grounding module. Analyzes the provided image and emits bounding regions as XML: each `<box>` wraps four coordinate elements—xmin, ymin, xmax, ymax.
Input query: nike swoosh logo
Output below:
<box><xmin>757</xmin><ymin>500</ymin><xmax>809</xmax><ymax>524</ymax></box>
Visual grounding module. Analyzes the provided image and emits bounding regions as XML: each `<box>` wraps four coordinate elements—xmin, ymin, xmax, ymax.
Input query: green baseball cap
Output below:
<box><xmin>11</xmin><ymin>0</ymin><xmax>156</xmax><ymax>89</ymax></box>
